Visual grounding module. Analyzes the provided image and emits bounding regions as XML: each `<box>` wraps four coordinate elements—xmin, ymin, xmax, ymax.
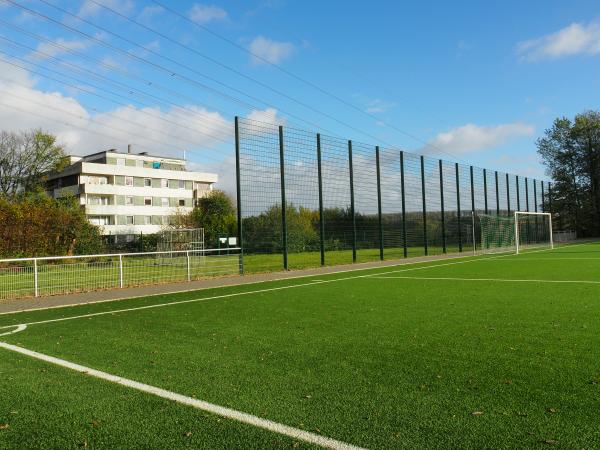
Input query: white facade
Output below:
<box><xmin>47</xmin><ymin>150</ymin><xmax>218</xmax><ymax>236</ymax></box>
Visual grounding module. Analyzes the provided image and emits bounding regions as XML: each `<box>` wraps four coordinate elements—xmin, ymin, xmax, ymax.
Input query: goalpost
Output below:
<box><xmin>514</xmin><ymin>211</ymin><xmax>553</xmax><ymax>254</ymax></box>
<box><xmin>480</xmin><ymin>212</ymin><xmax>553</xmax><ymax>254</ymax></box>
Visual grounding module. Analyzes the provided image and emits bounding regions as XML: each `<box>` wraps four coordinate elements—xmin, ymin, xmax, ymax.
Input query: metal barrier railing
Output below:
<box><xmin>0</xmin><ymin>248</ymin><xmax>243</xmax><ymax>300</ymax></box>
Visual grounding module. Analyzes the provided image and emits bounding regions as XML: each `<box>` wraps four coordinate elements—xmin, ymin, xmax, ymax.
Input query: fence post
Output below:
<box><xmin>234</xmin><ymin>117</ymin><xmax>244</xmax><ymax>275</ymax></box>
<box><xmin>483</xmin><ymin>168</ymin><xmax>488</xmax><ymax>214</ymax></box>
<box><xmin>506</xmin><ymin>173</ymin><xmax>511</xmax><ymax>216</ymax></box>
<box><xmin>348</xmin><ymin>140</ymin><xmax>357</xmax><ymax>263</ymax></box>
<box><xmin>495</xmin><ymin>171</ymin><xmax>500</xmax><ymax>215</ymax></box>
<box><xmin>317</xmin><ymin>134</ymin><xmax>325</xmax><ymax>266</ymax></box>
<box><xmin>516</xmin><ymin>175</ymin><xmax>521</xmax><ymax>211</ymax></box>
<box><xmin>456</xmin><ymin>163</ymin><xmax>462</xmax><ymax>252</ymax></box>
<box><xmin>420</xmin><ymin>156</ymin><xmax>428</xmax><ymax>256</ymax></box>
<box><xmin>400</xmin><ymin>151</ymin><xmax>408</xmax><ymax>258</ymax></box>
<box><xmin>470</xmin><ymin>165</ymin><xmax>476</xmax><ymax>252</ymax></box>
<box><xmin>186</xmin><ymin>250</ymin><xmax>191</xmax><ymax>282</ymax></box>
<box><xmin>525</xmin><ymin>177</ymin><xmax>530</xmax><ymax>212</ymax></box>
<box><xmin>535</xmin><ymin>181</ymin><xmax>539</xmax><ymax>213</ymax></box>
<box><xmin>118</xmin><ymin>254</ymin><xmax>124</xmax><ymax>288</ymax></box>
<box><xmin>376</xmin><ymin>146</ymin><xmax>384</xmax><ymax>261</ymax></box>
<box><xmin>439</xmin><ymin>160</ymin><xmax>447</xmax><ymax>253</ymax></box>
<box><xmin>278</xmin><ymin>125</ymin><xmax>288</xmax><ymax>270</ymax></box>
<box><xmin>540</xmin><ymin>181</ymin><xmax>545</xmax><ymax>213</ymax></box>
<box><xmin>33</xmin><ymin>258</ymin><xmax>38</xmax><ymax>297</ymax></box>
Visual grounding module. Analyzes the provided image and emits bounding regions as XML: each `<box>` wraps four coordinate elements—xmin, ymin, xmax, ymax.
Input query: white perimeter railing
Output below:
<box><xmin>0</xmin><ymin>248</ymin><xmax>243</xmax><ymax>300</ymax></box>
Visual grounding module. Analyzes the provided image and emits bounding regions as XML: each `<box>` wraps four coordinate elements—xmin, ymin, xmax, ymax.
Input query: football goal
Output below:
<box><xmin>480</xmin><ymin>212</ymin><xmax>553</xmax><ymax>254</ymax></box>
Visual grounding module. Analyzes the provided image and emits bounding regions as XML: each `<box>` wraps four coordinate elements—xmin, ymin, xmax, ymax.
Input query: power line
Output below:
<box><xmin>5</xmin><ymin>0</ymin><xmax>347</xmax><ymax>139</ymax></box>
<box><xmin>152</xmin><ymin>0</ymin><xmax>467</xmax><ymax>162</ymax></box>
<box><xmin>0</xmin><ymin>50</ymin><xmax>234</xmax><ymax>147</ymax></box>
<box><xmin>0</xmin><ymin>26</ymin><xmax>235</xmax><ymax>138</ymax></box>
<box><xmin>0</xmin><ymin>87</ymin><xmax>232</xmax><ymax>165</ymax></box>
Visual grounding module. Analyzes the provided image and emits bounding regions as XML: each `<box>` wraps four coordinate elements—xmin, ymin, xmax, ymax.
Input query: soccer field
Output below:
<box><xmin>1</xmin><ymin>242</ymin><xmax>599</xmax><ymax>449</ymax></box>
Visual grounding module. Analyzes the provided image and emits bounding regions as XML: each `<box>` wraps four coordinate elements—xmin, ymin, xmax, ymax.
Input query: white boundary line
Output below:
<box><xmin>0</xmin><ymin>241</ymin><xmax>594</xmax><ymax>330</ymax></box>
<box><xmin>370</xmin><ymin>275</ymin><xmax>600</xmax><ymax>285</ymax></box>
<box><xmin>0</xmin><ymin>324</ymin><xmax>27</xmax><ymax>337</ymax></box>
<box><xmin>0</xmin><ymin>341</ymin><xmax>364</xmax><ymax>450</ymax></box>
<box><xmin>0</xmin><ymin>254</ymin><xmax>519</xmax><ymax>331</ymax></box>
<box><xmin>0</xmin><ymin>252</ymin><xmax>480</xmax><ymax>317</ymax></box>
<box><xmin>2</xmin><ymin>240</ymin><xmax>594</xmax><ymax>318</ymax></box>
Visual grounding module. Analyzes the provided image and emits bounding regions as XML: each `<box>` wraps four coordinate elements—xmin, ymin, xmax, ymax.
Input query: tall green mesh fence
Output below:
<box><xmin>236</xmin><ymin>117</ymin><xmax>550</xmax><ymax>273</ymax></box>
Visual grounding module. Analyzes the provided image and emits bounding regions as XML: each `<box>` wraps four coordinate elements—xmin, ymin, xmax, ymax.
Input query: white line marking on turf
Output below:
<box><xmin>0</xmin><ymin>324</ymin><xmax>27</xmax><ymax>337</ymax></box>
<box><xmin>0</xmin><ymin>255</ymin><xmax>514</xmax><ymax>331</ymax></box>
<box><xmin>371</xmin><ymin>276</ymin><xmax>600</xmax><ymax>285</ymax></box>
<box><xmin>0</xmin><ymin>242</ymin><xmax>593</xmax><ymax>331</ymax></box>
<box><xmin>2</xmin><ymin>240</ymin><xmax>592</xmax><ymax>318</ymax></box>
<box><xmin>0</xmin><ymin>341</ymin><xmax>364</xmax><ymax>450</ymax></box>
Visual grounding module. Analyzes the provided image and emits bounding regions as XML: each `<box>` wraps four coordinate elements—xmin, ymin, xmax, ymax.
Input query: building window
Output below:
<box><xmin>125</xmin><ymin>176</ymin><xmax>134</xmax><ymax>187</ymax></box>
<box><xmin>161</xmin><ymin>179</ymin><xmax>168</xmax><ymax>188</ymax></box>
<box><xmin>144</xmin><ymin>178</ymin><xmax>152</xmax><ymax>187</ymax></box>
<box><xmin>178</xmin><ymin>199</ymin><xmax>185</xmax><ymax>207</ymax></box>
<box><xmin>144</xmin><ymin>197</ymin><xmax>152</xmax><ymax>206</ymax></box>
<box><xmin>136</xmin><ymin>160</ymin><xmax>144</xmax><ymax>168</ymax></box>
<box><xmin>178</xmin><ymin>179</ymin><xmax>185</xmax><ymax>189</ymax></box>
<box><xmin>88</xmin><ymin>176</ymin><xmax>108</xmax><ymax>185</ymax></box>
<box><xmin>116</xmin><ymin>158</ymin><xmax>125</xmax><ymax>166</ymax></box>
<box><xmin>126</xmin><ymin>216</ymin><xmax>134</xmax><ymax>225</ymax></box>
<box><xmin>161</xmin><ymin>197</ymin><xmax>169</xmax><ymax>207</ymax></box>
<box><xmin>144</xmin><ymin>216</ymin><xmax>152</xmax><ymax>225</ymax></box>
<box><xmin>89</xmin><ymin>216</ymin><xmax>110</xmax><ymax>226</ymax></box>
<box><xmin>125</xmin><ymin>196</ymin><xmax>134</xmax><ymax>205</ymax></box>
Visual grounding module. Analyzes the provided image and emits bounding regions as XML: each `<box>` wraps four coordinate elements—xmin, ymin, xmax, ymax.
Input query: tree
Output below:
<box><xmin>175</xmin><ymin>190</ymin><xmax>237</xmax><ymax>247</ymax></box>
<box><xmin>537</xmin><ymin>111</ymin><xmax>600</xmax><ymax>237</ymax></box>
<box><xmin>0</xmin><ymin>129</ymin><xmax>67</xmax><ymax>197</ymax></box>
<box><xmin>0</xmin><ymin>194</ymin><xmax>104</xmax><ymax>257</ymax></box>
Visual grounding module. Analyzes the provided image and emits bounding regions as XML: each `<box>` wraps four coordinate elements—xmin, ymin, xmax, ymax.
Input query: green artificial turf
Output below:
<box><xmin>1</xmin><ymin>242</ymin><xmax>599</xmax><ymax>449</ymax></box>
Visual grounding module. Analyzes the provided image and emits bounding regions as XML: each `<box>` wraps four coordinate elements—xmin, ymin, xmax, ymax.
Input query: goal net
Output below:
<box><xmin>480</xmin><ymin>212</ymin><xmax>553</xmax><ymax>254</ymax></box>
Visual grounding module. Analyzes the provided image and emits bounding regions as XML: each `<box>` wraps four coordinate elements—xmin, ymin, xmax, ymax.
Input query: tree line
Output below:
<box><xmin>537</xmin><ymin>110</ymin><xmax>600</xmax><ymax>237</ymax></box>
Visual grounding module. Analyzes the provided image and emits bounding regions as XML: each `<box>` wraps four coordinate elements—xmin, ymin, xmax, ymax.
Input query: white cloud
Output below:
<box><xmin>77</xmin><ymin>0</ymin><xmax>135</xmax><ymax>18</ymax></box>
<box><xmin>249</xmin><ymin>36</ymin><xmax>294</xmax><ymax>65</ymax></box>
<box><xmin>138</xmin><ymin>5</ymin><xmax>164</xmax><ymax>22</ymax></box>
<box><xmin>31</xmin><ymin>38</ymin><xmax>90</xmax><ymax>59</ymax></box>
<box><xmin>246</xmin><ymin>107</ymin><xmax>286</xmax><ymax>126</ymax></box>
<box><xmin>517</xmin><ymin>22</ymin><xmax>600</xmax><ymax>61</ymax></box>
<box><xmin>365</xmin><ymin>99</ymin><xmax>395</xmax><ymax>114</ymax></box>
<box><xmin>426</xmin><ymin>123</ymin><xmax>535</xmax><ymax>155</ymax></box>
<box><xmin>188</xmin><ymin>4</ymin><xmax>228</xmax><ymax>24</ymax></box>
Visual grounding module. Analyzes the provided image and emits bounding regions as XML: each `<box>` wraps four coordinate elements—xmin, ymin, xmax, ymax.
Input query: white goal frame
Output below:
<box><xmin>514</xmin><ymin>211</ymin><xmax>553</xmax><ymax>254</ymax></box>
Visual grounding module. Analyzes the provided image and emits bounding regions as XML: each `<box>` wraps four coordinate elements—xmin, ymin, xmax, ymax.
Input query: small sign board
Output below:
<box><xmin>219</xmin><ymin>238</ymin><xmax>227</xmax><ymax>244</ymax></box>
<box><xmin>228</xmin><ymin>237</ymin><xmax>237</xmax><ymax>246</ymax></box>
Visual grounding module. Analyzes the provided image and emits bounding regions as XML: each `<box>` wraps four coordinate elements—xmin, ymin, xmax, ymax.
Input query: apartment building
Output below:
<box><xmin>46</xmin><ymin>149</ymin><xmax>218</xmax><ymax>237</ymax></box>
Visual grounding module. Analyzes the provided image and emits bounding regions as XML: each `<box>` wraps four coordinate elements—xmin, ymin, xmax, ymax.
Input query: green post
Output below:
<box><xmin>278</xmin><ymin>126</ymin><xmax>288</xmax><ymax>270</ymax></box>
<box><xmin>540</xmin><ymin>181</ymin><xmax>545</xmax><ymax>213</ymax></box>
<box><xmin>495</xmin><ymin>171</ymin><xmax>500</xmax><ymax>215</ymax></box>
<box><xmin>400</xmin><ymin>151</ymin><xmax>408</xmax><ymax>258</ymax></box>
<box><xmin>317</xmin><ymin>134</ymin><xmax>325</xmax><ymax>266</ymax></box>
<box><xmin>439</xmin><ymin>160</ymin><xmax>447</xmax><ymax>253</ymax></box>
<box><xmin>533</xmin><ymin>180</ymin><xmax>538</xmax><ymax>213</ymax></box>
<box><xmin>234</xmin><ymin>117</ymin><xmax>244</xmax><ymax>275</ymax></box>
<box><xmin>470</xmin><ymin>166</ymin><xmax>475</xmax><ymax>252</ymax></box>
<box><xmin>483</xmin><ymin>168</ymin><xmax>488</xmax><ymax>214</ymax></box>
<box><xmin>376</xmin><ymin>146</ymin><xmax>384</xmax><ymax>261</ymax></box>
<box><xmin>348</xmin><ymin>140</ymin><xmax>357</xmax><ymax>263</ymax></box>
<box><xmin>516</xmin><ymin>175</ymin><xmax>521</xmax><ymax>211</ymax></box>
<box><xmin>506</xmin><ymin>173</ymin><xmax>511</xmax><ymax>216</ymax></box>
<box><xmin>420</xmin><ymin>156</ymin><xmax>428</xmax><ymax>256</ymax></box>
<box><xmin>456</xmin><ymin>163</ymin><xmax>462</xmax><ymax>252</ymax></box>
<box><xmin>525</xmin><ymin>177</ymin><xmax>530</xmax><ymax>212</ymax></box>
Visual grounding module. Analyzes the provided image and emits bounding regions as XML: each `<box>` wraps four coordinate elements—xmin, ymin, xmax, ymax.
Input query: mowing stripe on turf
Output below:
<box><xmin>0</xmin><ymin>255</ymin><xmax>516</xmax><ymax>331</ymax></box>
<box><xmin>0</xmin><ymin>341</ymin><xmax>365</xmax><ymax>450</ymax></box>
<box><xmin>371</xmin><ymin>275</ymin><xmax>600</xmax><ymax>285</ymax></box>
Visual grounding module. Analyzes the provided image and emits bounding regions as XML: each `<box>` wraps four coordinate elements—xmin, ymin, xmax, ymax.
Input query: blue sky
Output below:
<box><xmin>0</xmin><ymin>0</ymin><xmax>599</xmax><ymax>190</ymax></box>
